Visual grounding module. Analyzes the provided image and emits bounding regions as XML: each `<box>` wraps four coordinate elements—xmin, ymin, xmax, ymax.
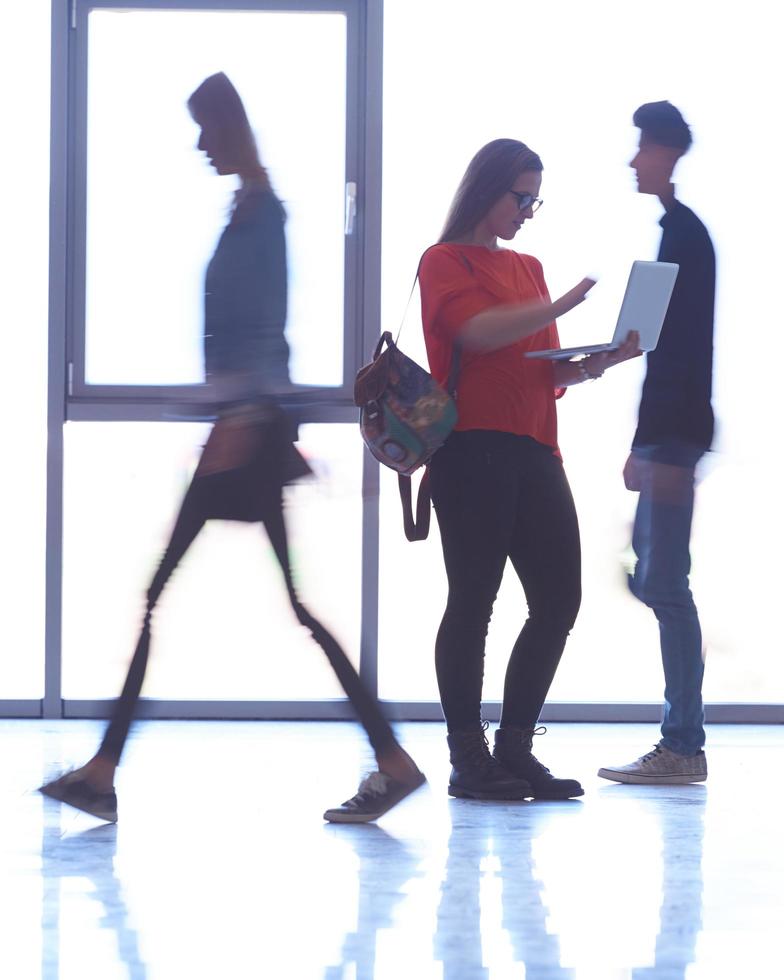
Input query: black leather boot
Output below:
<box><xmin>494</xmin><ymin>726</ymin><xmax>583</xmax><ymax>799</ymax></box>
<box><xmin>447</xmin><ymin>722</ymin><xmax>531</xmax><ymax>800</ymax></box>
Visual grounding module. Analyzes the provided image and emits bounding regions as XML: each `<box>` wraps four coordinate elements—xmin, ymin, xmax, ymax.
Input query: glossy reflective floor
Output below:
<box><xmin>3</xmin><ymin>720</ymin><xmax>783</xmax><ymax>979</ymax></box>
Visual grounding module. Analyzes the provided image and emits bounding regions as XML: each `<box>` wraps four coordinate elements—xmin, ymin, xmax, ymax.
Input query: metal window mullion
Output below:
<box><xmin>43</xmin><ymin>0</ymin><xmax>74</xmax><ymax>719</ymax></box>
<box><xmin>356</xmin><ymin>0</ymin><xmax>383</xmax><ymax>698</ymax></box>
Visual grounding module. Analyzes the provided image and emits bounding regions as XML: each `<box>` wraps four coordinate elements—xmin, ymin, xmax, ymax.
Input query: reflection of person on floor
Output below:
<box><xmin>639</xmin><ymin>793</ymin><xmax>705</xmax><ymax>978</ymax></box>
<box><xmin>323</xmin><ymin>827</ymin><xmax>422</xmax><ymax>980</ymax></box>
<box><xmin>40</xmin><ymin>72</ymin><xmax>424</xmax><ymax>826</ymax></box>
<box><xmin>599</xmin><ymin>102</ymin><xmax>715</xmax><ymax>787</ymax></box>
<box><xmin>435</xmin><ymin>802</ymin><xmax>576</xmax><ymax>978</ymax></box>
<box><xmin>42</xmin><ymin>824</ymin><xmax>147</xmax><ymax>979</ymax></box>
<box><xmin>598</xmin><ymin>785</ymin><xmax>705</xmax><ymax>979</ymax></box>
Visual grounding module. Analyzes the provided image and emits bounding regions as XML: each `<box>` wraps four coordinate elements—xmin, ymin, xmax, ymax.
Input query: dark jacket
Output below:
<box><xmin>204</xmin><ymin>186</ymin><xmax>292</xmax><ymax>393</ymax></box>
<box><xmin>198</xmin><ymin>186</ymin><xmax>308</xmax><ymax>508</ymax></box>
<box><xmin>633</xmin><ymin>201</ymin><xmax>715</xmax><ymax>453</ymax></box>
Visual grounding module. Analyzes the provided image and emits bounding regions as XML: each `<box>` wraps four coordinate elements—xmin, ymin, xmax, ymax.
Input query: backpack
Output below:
<box><xmin>354</xmin><ymin>330</ymin><xmax>459</xmax><ymax>541</ymax></box>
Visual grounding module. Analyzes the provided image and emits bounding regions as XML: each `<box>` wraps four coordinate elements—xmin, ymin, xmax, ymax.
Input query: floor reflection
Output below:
<box><xmin>7</xmin><ymin>722</ymin><xmax>781</xmax><ymax>979</ymax></box>
<box><xmin>41</xmin><ymin>817</ymin><xmax>146</xmax><ymax>979</ymax></box>
<box><xmin>614</xmin><ymin>786</ymin><xmax>706</xmax><ymax>979</ymax></box>
<box><xmin>437</xmin><ymin>800</ymin><xmax>580</xmax><ymax>979</ymax></box>
<box><xmin>323</xmin><ymin>826</ymin><xmax>423</xmax><ymax>980</ymax></box>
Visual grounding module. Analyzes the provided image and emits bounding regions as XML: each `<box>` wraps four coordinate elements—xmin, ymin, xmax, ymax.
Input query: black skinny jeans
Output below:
<box><xmin>99</xmin><ymin>446</ymin><xmax>400</xmax><ymax>764</ymax></box>
<box><xmin>429</xmin><ymin>430</ymin><xmax>582</xmax><ymax>733</ymax></box>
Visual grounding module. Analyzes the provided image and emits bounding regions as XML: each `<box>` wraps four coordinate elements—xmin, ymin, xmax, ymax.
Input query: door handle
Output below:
<box><xmin>344</xmin><ymin>181</ymin><xmax>357</xmax><ymax>235</ymax></box>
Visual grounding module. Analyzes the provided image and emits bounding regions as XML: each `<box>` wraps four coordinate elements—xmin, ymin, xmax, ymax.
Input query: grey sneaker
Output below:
<box><xmin>39</xmin><ymin>770</ymin><xmax>118</xmax><ymax>822</ymax></box>
<box><xmin>598</xmin><ymin>743</ymin><xmax>707</xmax><ymax>785</ymax></box>
<box><xmin>323</xmin><ymin>769</ymin><xmax>426</xmax><ymax>824</ymax></box>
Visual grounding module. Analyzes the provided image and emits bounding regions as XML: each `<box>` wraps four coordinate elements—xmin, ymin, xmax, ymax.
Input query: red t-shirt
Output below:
<box><xmin>419</xmin><ymin>243</ymin><xmax>564</xmax><ymax>451</ymax></box>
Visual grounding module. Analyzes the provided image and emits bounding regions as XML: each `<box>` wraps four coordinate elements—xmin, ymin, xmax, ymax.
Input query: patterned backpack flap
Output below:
<box><xmin>355</xmin><ymin>332</ymin><xmax>457</xmax><ymax>476</ymax></box>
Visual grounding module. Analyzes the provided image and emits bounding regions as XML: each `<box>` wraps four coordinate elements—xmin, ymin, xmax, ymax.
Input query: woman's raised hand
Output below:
<box><xmin>552</xmin><ymin>277</ymin><xmax>597</xmax><ymax>318</ymax></box>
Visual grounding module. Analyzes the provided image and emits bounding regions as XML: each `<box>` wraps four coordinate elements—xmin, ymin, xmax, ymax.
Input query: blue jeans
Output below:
<box><xmin>628</xmin><ymin>444</ymin><xmax>705</xmax><ymax>755</ymax></box>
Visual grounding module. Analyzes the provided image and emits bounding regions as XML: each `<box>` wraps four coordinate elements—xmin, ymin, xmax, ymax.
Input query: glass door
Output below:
<box><xmin>58</xmin><ymin>0</ymin><xmax>373</xmax><ymax>708</ymax></box>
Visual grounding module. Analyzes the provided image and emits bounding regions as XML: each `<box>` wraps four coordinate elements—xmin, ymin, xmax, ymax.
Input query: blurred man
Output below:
<box><xmin>599</xmin><ymin>101</ymin><xmax>715</xmax><ymax>784</ymax></box>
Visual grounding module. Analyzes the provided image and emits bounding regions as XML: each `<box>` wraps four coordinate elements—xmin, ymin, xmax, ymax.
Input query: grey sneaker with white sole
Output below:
<box><xmin>598</xmin><ymin>743</ymin><xmax>707</xmax><ymax>785</ymax></box>
<box><xmin>323</xmin><ymin>769</ymin><xmax>426</xmax><ymax>824</ymax></box>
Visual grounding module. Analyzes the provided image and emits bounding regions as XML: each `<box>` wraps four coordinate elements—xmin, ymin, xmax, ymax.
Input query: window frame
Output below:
<box><xmin>65</xmin><ymin>0</ymin><xmax>370</xmax><ymax>416</ymax></box>
<box><xmin>43</xmin><ymin>0</ymin><xmax>385</xmax><ymax>717</ymax></box>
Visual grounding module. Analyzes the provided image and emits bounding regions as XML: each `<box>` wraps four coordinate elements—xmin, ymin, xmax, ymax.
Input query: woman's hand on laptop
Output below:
<box><xmin>583</xmin><ymin>330</ymin><xmax>642</xmax><ymax>376</ymax></box>
<box><xmin>612</xmin><ymin>330</ymin><xmax>643</xmax><ymax>364</ymax></box>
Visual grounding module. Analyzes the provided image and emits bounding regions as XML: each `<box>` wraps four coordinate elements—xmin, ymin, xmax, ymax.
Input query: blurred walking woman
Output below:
<box><xmin>420</xmin><ymin>139</ymin><xmax>638</xmax><ymax>800</ymax></box>
<box><xmin>40</xmin><ymin>73</ymin><xmax>424</xmax><ymax>825</ymax></box>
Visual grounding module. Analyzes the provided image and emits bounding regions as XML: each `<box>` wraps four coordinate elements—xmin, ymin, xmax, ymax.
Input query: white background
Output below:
<box><xmin>379</xmin><ymin>0</ymin><xmax>784</xmax><ymax>703</ymax></box>
<box><xmin>3</xmin><ymin>1</ymin><xmax>783</xmax><ymax>702</ymax></box>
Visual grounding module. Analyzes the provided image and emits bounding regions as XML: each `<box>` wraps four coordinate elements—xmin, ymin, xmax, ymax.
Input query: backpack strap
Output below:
<box><xmin>397</xmin><ymin>342</ymin><xmax>461</xmax><ymax>542</ymax></box>
<box><xmin>396</xmin><ymin>245</ymin><xmax>471</xmax><ymax>542</ymax></box>
<box><xmin>394</xmin><ymin>245</ymin><xmax>441</xmax><ymax>346</ymax></box>
<box><xmin>398</xmin><ymin>468</ymin><xmax>432</xmax><ymax>542</ymax></box>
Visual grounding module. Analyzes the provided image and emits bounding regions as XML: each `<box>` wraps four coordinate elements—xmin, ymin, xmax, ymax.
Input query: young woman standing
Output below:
<box><xmin>420</xmin><ymin>139</ymin><xmax>639</xmax><ymax>801</ymax></box>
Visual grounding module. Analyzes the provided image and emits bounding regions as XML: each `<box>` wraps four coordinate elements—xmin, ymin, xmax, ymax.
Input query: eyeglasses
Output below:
<box><xmin>508</xmin><ymin>190</ymin><xmax>543</xmax><ymax>213</ymax></box>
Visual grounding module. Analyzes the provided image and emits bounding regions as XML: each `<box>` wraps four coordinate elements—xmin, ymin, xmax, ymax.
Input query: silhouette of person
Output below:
<box><xmin>419</xmin><ymin>138</ymin><xmax>639</xmax><ymax>802</ymax></box>
<box><xmin>599</xmin><ymin>102</ymin><xmax>714</xmax><ymax>786</ymax></box>
<box><xmin>40</xmin><ymin>72</ymin><xmax>423</xmax><ymax>826</ymax></box>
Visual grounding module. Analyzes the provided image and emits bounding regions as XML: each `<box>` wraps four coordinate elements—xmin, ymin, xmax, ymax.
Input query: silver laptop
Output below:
<box><xmin>525</xmin><ymin>260</ymin><xmax>679</xmax><ymax>361</ymax></box>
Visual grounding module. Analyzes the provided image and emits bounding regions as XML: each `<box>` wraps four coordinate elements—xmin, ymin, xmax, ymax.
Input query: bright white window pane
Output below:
<box><xmin>85</xmin><ymin>9</ymin><xmax>346</xmax><ymax>386</ymax></box>
<box><xmin>0</xmin><ymin>1</ymin><xmax>49</xmax><ymax>698</ymax></box>
<box><xmin>62</xmin><ymin>423</ymin><xmax>361</xmax><ymax>700</ymax></box>
<box><xmin>379</xmin><ymin>0</ymin><xmax>784</xmax><ymax>703</ymax></box>
<box><xmin>378</xmin><ymin>468</ymin><xmax>443</xmax><ymax>703</ymax></box>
